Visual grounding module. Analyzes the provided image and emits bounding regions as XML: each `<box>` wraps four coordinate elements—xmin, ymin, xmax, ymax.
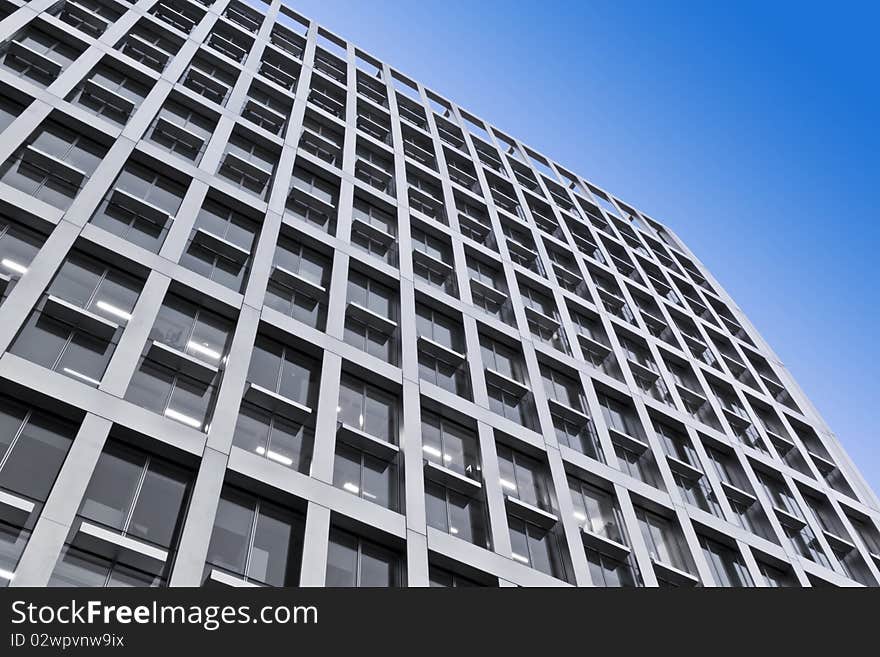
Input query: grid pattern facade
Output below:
<box><xmin>0</xmin><ymin>0</ymin><xmax>877</xmax><ymax>589</ymax></box>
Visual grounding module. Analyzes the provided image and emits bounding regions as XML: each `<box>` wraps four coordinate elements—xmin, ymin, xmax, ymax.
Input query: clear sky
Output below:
<box><xmin>290</xmin><ymin>0</ymin><xmax>880</xmax><ymax>493</ymax></box>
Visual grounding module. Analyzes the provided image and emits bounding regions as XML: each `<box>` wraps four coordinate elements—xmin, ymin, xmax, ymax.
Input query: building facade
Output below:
<box><xmin>0</xmin><ymin>0</ymin><xmax>877</xmax><ymax>588</ymax></box>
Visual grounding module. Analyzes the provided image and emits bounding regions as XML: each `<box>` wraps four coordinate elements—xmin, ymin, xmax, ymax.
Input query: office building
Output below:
<box><xmin>0</xmin><ymin>0</ymin><xmax>878</xmax><ymax>587</ymax></box>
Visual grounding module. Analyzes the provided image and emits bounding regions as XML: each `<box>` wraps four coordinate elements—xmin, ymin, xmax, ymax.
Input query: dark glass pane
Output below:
<box><xmin>128</xmin><ymin>460</ymin><xmax>189</xmax><ymax>548</ymax></box>
<box><xmin>79</xmin><ymin>447</ymin><xmax>142</xmax><ymax>531</ymax></box>
<box><xmin>0</xmin><ymin>412</ymin><xmax>74</xmax><ymax>501</ymax></box>
<box><xmin>206</xmin><ymin>493</ymin><xmax>255</xmax><ymax>577</ymax></box>
<box><xmin>325</xmin><ymin>530</ymin><xmax>357</xmax><ymax>587</ymax></box>
<box><xmin>248</xmin><ymin>504</ymin><xmax>302</xmax><ymax>586</ymax></box>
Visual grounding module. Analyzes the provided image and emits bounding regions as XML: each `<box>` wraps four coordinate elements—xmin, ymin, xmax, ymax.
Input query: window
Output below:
<box><xmin>426</xmin><ymin>481</ymin><xmax>489</xmax><ymax>547</ymax></box>
<box><xmin>232</xmin><ymin>335</ymin><xmax>317</xmax><ymax>472</ymax></box>
<box><xmin>10</xmin><ymin>251</ymin><xmax>141</xmax><ymax>387</ymax></box>
<box><xmin>150</xmin><ymin>0</ymin><xmax>204</xmax><ymax>34</ymax></box>
<box><xmin>205</xmin><ymin>488</ymin><xmax>304</xmax><ymax>587</ymax></box>
<box><xmin>181</xmin><ymin>51</ymin><xmax>238</xmax><ymax>105</ymax></box>
<box><xmin>247</xmin><ymin>336</ymin><xmax>318</xmax><ymax>408</ymax></box>
<box><xmin>125</xmin><ymin>294</ymin><xmax>233</xmax><ymax>431</ymax></box>
<box><xmin>77</xmin><ymin>442</ymin><xmax>190</xmax><ymax>549</ymax></box>
<box><xmin>117</xmin><ymin>19</ymin><xmax>182</xmax><ymax>73</ymax></box>
<box><xmin>586</xmin><ymin>550</ymin><xmax>638</xmax><ymax>587</ymax></box>
<box><xmin>336</xmin><ymin>374</ymin><xmax>396</xmax><ymax>443</ymax></box>
<box><xmin>569</xmin><ymin>479</ymin><xmax>624</xmax><ymax>544</ymax></box>
<box><xmin>3</xmin><ymin>24</ymin><xmax>84</xmax><ymax>86</ymax></box>
<box><xmin>541</xmin><ymin>366</ymin><xmax>583</xmax><ymax>412</ymax></box>
<box><xmin>217</xmin><ymin>129</ymin><xmax>278</xmax><ymax>199</ymax></box>
<box><xmin>234</xmin><ymin>404</ymin><xmax>312</xmax><ymax>474</ymax></box>
<box><xmin>467</xmin><ymin>257</ymin><xmax>511</xmax><ymax>322</ymax></box>
<box><xmin>598</xmin><ymin>393</ymin><xmax>642</xmax><ymax>438</ymax></box>
<box><xmin>224</xmin><ymin>1</ymin><xmax>262</xmax><ymax>34</ymax></box>
<box><xmin>412</xmin><ymin>227</ymin><xmax>455</xmax><ymax>293</ymax></box>
<box><xmin>636</xmin><ymin>507</ymin><xmax>696</xmax><ymax>584</ymax></box>
<box><xmin>416</xmin><ymin>304</ymin><xmax>469</xmax><ymax>398</ymax></box>
<box><xmin>148</xmin><ymin>96</ymin><xmax>217</xmax><ymax>163</ymax></box>
<box><xmin>299</xmin><ymin>112</ymin><xmax>343</xmax><ymax>164</ymax></box>
<box><xmin>344</xmin><ymin>272</ymin><xmax>398</xmax><ymax>364</ymax></box>
<box><xmin>429</xmin><ymin>566</ymin><xmax>482</xmax><ymax>587</ymax></box>
<box><xmin>0</xmin><ymin>396</ymin><xmax>76</xmax><ymax>503</ymax></box>
<box><xmin>179</xmin><ymin>197</ymin><xmax>258</xmax><ymax>292</ymax></box>
<box><xmin>354</xmin><ymin>142</ymin><xmax>394</xmax><ymax>194</ymax></box>
<box><xmin>0</xmin><ymin>215</ymin><xmax>43</xmax><ymax>300</ymax></box>
<box><xmin>242</xmin><ymin>82</ymin><xmax>291</xmax><ymax>136</ymax></box>
<box><xmin>333</xmin><ymin>442</ymin><xmax>398</xmax><ymax>510</ymax></box>
<box><xmin>700</xmin><ymin>535</ymin><xmax>753</xmax><ymax>587</ymax></box>
<box><xmin>480</xmin><ymin>336</ymin><xmax>524</xmax><ymax>382</ymax></box>
<box><xmin>497</xmin><ymin>445</ymin><xmax>553</xmax><ymax>513</ymax></box>
<box><xmin>0</xmin><ymin>119</ymin><xmax>106</xmax><ymax>210</ymax></box>
<box><xmin>351</xmin><ymin>197</ymin><xmax>396</xmax><ymax>264</ymax></box>
<box><xmin>69</xmin><ymin>59</ymin><xmax>151</xmax><ymax>126</ymax></box>
<box><xmin>0</xmin><ymin>93</ymin><xmax>25</xmax><ymax>132</ymax></box>
<box><xmin>264</xmin><ymin>234</ymin><xmax>330</xmax><ymax>330</ymax></box>
<box><xmin>49</xmin><ymin>545</ymin><xmax>164</xmax><ymax>587</ymax></box>
<box><xmin>206</xmin><ymin>24</ymin><xmax>253</xmax><ymax>63</ymax></box>
<box><xmin>487</xmin><ymin>386</ymin><xmax>532</xmax><ymax>428</ymax></box>
<box><xmin>326</xmin><ymin>529</ymin><xmax>401</xmax><ymax>587</ymax></box>
<box><xmin>90</xmin><ymin>160</ymin><xmax>188</xmax><ymax>252</ymax></box>
<box><xmin>508</xmin><ymin>517</ymin><xmax>565</xmax><ymax>580</ymax></box>
<box><xmin>287</xmin><ymin>166</ymin><xmax>337</xmax><ymax>233</ymax></box>
<box><xmin>420</xmin><ymin>412</ymin><xmax>480</xmax><ymax>479</ymax></box>
<box><xmin>758</xmin><ymin>560</ymin><xmax>798</xmax><ymax>587</ymax></box>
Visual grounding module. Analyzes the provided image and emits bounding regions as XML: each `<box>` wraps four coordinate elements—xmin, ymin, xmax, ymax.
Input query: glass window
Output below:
<box><xmin>333</xmin><ymin>443</ymin><xmax>398</xmax><ymax>510</ymax></box>
<box><xmin>247</xmin><ymin>336</ymin><xmax>317</xmax><ymax>406</ymax></box>
<box><xmin>0</xmin><ymin>405</ymin><xmax>76</xmax><ymax>502</ymax></box>
<box><xmin>325</xmin><ymin>529</ymin><xmax>399</xmax><ymax>587</ymax></box>
<box><xmin>337</xmin><ymin>375</ymin><xmax>396</xmax><ymax>443</ymax></box>
<box><xmin>420</xmin><ymin>412</ymin><xmax>480</xmax><ymax>479</ymax></box>
<box><xmin>636</xmin><ymin>507</ymin><xmax>693</xmax><ymax>575</ymax></box>
<box><xmin>508</xmin><ymin>517</ymin><xmax>565</xmax><ymax>580</ymax></box>
<box><xmin>700</xmin><ymin>535</ymin><xmax>753</xmax><ymax>587</ymax></box>
<box><xmin>586</xmin><ymin>549</ymin><xmax>637</xmax><ymax>587</ymax></box>
<box><xmin>49</xmin><ymin>545</ymin><xmax>162</xmax><ymax>587</ymax></box>
<box><xmin>205</xmin><ymin>489</ymin><xmax>303</xmax><ymax>587</ymax></box>
<box><xmin>497</xmin><ymin>445</ymin><xmax>553</xmax><ymax>512</ymax></box>
<box><xmin>78</xmin><ymin>443</ymin><xmax>190</xmax><ymax>549</ymax></box>
<box><xmin>568</xmin><ymin>478</ymin><xmax>624</xmax><ymax>544</ymax></box>
<box><xmin>425</xmin><ymin>481</ymin><xmax>489</xmax><ymax>548</ymax></box>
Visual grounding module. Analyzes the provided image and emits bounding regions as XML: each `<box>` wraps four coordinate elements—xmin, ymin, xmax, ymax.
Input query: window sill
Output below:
<box><xmin>44</xmin><ymin>295</ymin><xmax>119</xmax><ymax>340</ymax></box>
<box><xmin>0</xmin><ymin>489</ymin><xmax>34</xmax><ymax>526</ymax></box>
<box><xmin>244</xmin><ymin>382</ymin><xmax>312</xmax><ymax>422</ymax></box>
<box><xmin>147</xmin><ymin>340</ymin><xmax>219</xmax><ymax>383</ymax></box>
<box><xmin>547</xmin><ymin>398</ymin><xmax>589</xmax><ymax>425</ymax></box>
<box><xmin>417</xmin><ymin>335</ymin><xmax>465</xmax><ymax>365</ymax></box>
<box><xmin>505</xmin><ymin>494</ymin><xmax>558</xmax><ymax>529</ymax></box>
<box><xmin>72</xmin><ymin>520</ymin><xmax>167</xmax><ymax>575</ymax></box>
<box><xmin>581</xmin><ymin>527</ymin><xmax>631</xmax><ymax>561</ymax></box>
<box><xmin>651</xmin><ymin>556</ymin><xmax>699</xmax><ymax>587</ymax></box>
<box><xmin>423</xmin><ymin>459</ymin><xmax>482</xmax><ymax>497</ymax></box>
<box><xmin>207</xmin><ymin>568</ymin><xmax>263</xmax><ymax>588</ymax></box>
<box><xmin>336</xmin><ymin>422</ymin><xmax>398</xmax><ymax>461</ymax></box>
<box><xmin>193</xmin><ymin>227</ymin><xmax>251</xmax><ymax>263</ymax></box>
<box><xmin>270</xmin><ymin>264</ymin><xmax>325</xmax><ymax>297</ymax></box>
<box><xmin>346</xmin><ymin>301</ymin><xmax>397</xmax><ymax>334</ymax></box>
<box><xmin>484</xmin><ymin>368</ymin><xmax>529</xmax><ymax>398</ymax></box>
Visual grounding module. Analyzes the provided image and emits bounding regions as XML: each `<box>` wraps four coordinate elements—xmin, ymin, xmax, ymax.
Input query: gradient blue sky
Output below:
<box><xmin>292</xmin><ymin>1</ymin><xmax>879</xmax><ymax>492</ymax></box>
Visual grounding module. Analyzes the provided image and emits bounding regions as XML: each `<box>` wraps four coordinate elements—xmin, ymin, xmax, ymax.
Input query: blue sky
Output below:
<box><xmin>291</xmin><ymin>1</ymin><xmax>879</xmax><ymax>493</ymax></box>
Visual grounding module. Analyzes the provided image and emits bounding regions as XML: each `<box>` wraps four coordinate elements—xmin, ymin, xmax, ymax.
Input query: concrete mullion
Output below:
<box><xmin>100</xmin><ymin>271</ymin><xmax>171</xmax><ymax>395</ymax></box>
<box><xmin>168</xmin><ymin>446</ymin><xmax>229</xmax><ymax>586</ymax></box>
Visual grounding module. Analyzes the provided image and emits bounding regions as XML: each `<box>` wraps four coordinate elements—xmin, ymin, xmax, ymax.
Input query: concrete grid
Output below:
<box><xmin>0</xmin><ymin>0</ymin><xmax>877</xmax><ymax>588</ymax></box>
